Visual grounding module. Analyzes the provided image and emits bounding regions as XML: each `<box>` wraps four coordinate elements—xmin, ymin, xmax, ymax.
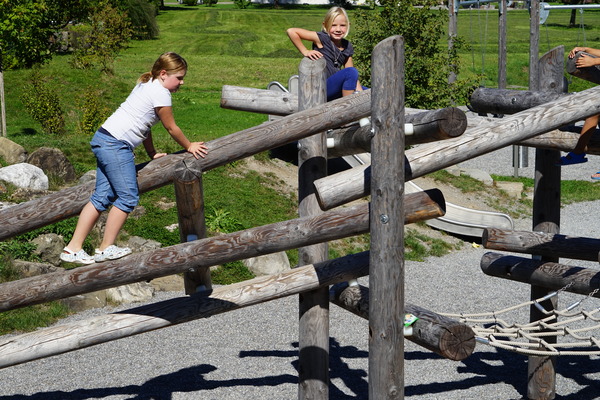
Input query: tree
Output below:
<box><xmin>0</xmin><ymin>0</ymin><xmax>55</xmax><ymax>137</ymax></box>
<box><xmin>351</xmin><ymin>0</ymin><xmax>474</xmax><ymax>109</ymax></box>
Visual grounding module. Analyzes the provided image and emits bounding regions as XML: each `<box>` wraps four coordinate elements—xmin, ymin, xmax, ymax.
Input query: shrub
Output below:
<box><xmin>78</xmin><ymin>90</ymin><xmax>110</xmax><ymax>135</ymax></box>
<box><xmin>352</xmin><ymin>0</ymin><xmax>475</xmax><ymax>108</ymax></box>
<box><xmin>233</xmin><ymin>0</ymin><xmax>251</xmax><ymax>9</ymax></box>
<box><xmin>123</xmin><ymin>0</ymin><xmax>160</xmax><ymax>40</ymax></box>
<box><xmin>204</xmin><ymin>0</ymin><xmax>218</xmax><ymax>7</ymax></box>
<box><xmin>20</xmin><ymin>70</ymin><xmax>65</xmax><ymax>135</ymax></box>
<box><xmin>182</xmin><ymin>0</ymin><xmax>198</xmax><ymax>5</ymax></box>
<box><xmin>70</xmin><ymin>0</ymin><xmax>133</xmax><ymax>74</ymax></box>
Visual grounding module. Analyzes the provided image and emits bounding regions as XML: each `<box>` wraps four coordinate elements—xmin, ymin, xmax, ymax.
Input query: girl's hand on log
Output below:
<box><xmin>152</xmin><ymin>152</ymin><xmax>167</xmax><ymax>159</ymax></box>
<box><xmin>187</xmin><ymin>142</ymin><xmax>208</xmax><ymax>159</ymax></box>
<box><xmin>575</xmin><ymin>54</ymin><xmax>599</xmax><ymax>68</ymax></box>
<box><xmin>304</xmin><ymin>49</ymin><xmax>323</xmax><ymax>61</ymax></box>
<box><xmin>569</xmin><ymin>47</ymin><xmax>586</xmax><ymax>58</ymax></box>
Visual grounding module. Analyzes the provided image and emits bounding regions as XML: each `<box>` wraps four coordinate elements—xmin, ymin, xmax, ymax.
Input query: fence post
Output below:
<box><xmin>173</xmin><ymin>160</ymin><xmax>212</xmax><ymax>294</ymax></box>
<box><xmin>527</xmin><ymin>23</ymin><xmax>562</xmax><ymax>398</ymax></box>
<box><xmin>297</xmin><ymin>57</ymin><xmax>329</xmax><ymax>399</ymax></box>
<box><xmin>369</xmin><ymin>35</ymin><xmax>405</xmax><ymax>399</ymax></box>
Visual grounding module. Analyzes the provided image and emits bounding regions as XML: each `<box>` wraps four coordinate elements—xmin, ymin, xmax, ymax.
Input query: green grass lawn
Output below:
<box><xmin>2</xmin><ymin>3</ymin><xmax>600</xmax><ymax>334</ymax></box>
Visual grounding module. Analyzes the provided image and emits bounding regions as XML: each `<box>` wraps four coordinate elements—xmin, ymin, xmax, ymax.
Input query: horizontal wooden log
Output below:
<box><xmin>327</xmin><ymin>107</ymin><xmax>467</xmax><ymax>158</ymax></box>
<box><xmin>314</xmin><ymin>85</ymin><xmax>600</xmax><ymax>210</ymax></box>
<box><xmin>330</xmin><ymin>283</ymin><xmax>475</xmax><ymax>361</ymax></box>
<box><xmin>483</xmin><ymin>228</ymin><xmax>600</xmax><ymax>262</ymax></box>
<box><xmin>221</xmin><ymin>84</ymin><xmax>298</xmax><ymax>115</ymax></box>
<box><xmin>466</xmin><ymin>112</ymin><xmax>600</xmax><ymax>155</ymax></box>
<box><xmin>0</xmin><ymin>189</ymin><xmax>445</xmax><ymax>312</ymax></box>
<box><xmin>0</xmin><ymin>90</ymin><xmax>372</xmax><ymax>241</ymax></box>
<box><xmin>469</xmin><ymin>87</ymin><xmax>565</xmax><ymax>115</ymax></box>
<box><xmin>0</xmin><ymin>251</ymin><xmax>371</xmax><ymax>369</ymax></box>
<box><xmin>480</xmin><ymin>252</ymin><xmax>600</xmax><ymax>297</ymax></box>
<box><xmin>566</xmin><ymin>51</ymin><xmax>600</xmax><ymax>85</ymax></box>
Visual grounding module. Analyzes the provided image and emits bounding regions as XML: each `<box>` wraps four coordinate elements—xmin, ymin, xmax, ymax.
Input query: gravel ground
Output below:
<box><xmin>1</xmin><ymin>148</ymin><xmax>599</xmax><ymax>400</ymax></box>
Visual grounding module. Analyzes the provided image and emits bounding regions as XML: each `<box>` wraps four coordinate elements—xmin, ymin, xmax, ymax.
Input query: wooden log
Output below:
<box><xmin>313</xmin><ymin>85</ymin><xmax>600</xmax><ymax>210</ymax></box>
<box><xmin>466</xmin><ymin>112</ymin><xmax>600</xmax><ymax>155</ymax></box>
<box><xmin>0</xmin><ymin>189</ymin><xmax>446</xmax><ymax>312</ymax></box>
<box><xmin>296</xmin><ymin>57</ymin><xmax>329</xmax><ymax>399</ymax></box>
<box><xmin>326</xmin><ymin>107</ymin><xmax>467</xmax><ymax>158</ymax></box>
<box><xmin>0</xmin><ymin>90</ymin><xmax>372</xmax><ymax>241</ymax></box>
<box><xmin>221</xmin><ymin>84</ymin><xmax>298</xmax><ymax>116</ymax></box>
<box><xmin>469</xmin><ymin>87</ymin><xmax>564</xmax><ymax>115</ymax></box>
<box><xmin>369</xmin><ymin>35</ymin><xmax>405</xmax><ymax>399</ymax></box>
<box><xmin>529</xmin><ymin>45</ymin><xmax>563</xmax><ymax>400</ymax></box>
<box><xmin>482</xmin><ymin>228</ymin><xmax>600</xmax><ymax>262</ymax></box>
<box><xmin>173</xmin><ymin>161</ymin><xmax>212</xmax><ymax>295</ymax></box>
<box><xmin>330</xmin><ymin>283</ymin><xmax>476</xmax><ymax>361</ymax></box>
<box><xmin>0</xmin><ymin>251</ymin><xmax>371</xmax><ymax>370</ymax></box>
<box><xmin>566</xmin><ymin>51</ymin><xmax>600</xmax><ymax>85</ymax></box>
<box><xmin>480</xmin><ymin>252</ymin><xmax>600</xmax><ymax>298</ymax></box>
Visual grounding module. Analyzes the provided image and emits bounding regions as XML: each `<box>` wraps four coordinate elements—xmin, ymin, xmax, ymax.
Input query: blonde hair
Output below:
<box><xmin>321</xmin><ymin>6</ymin><xmax>350</xmax><ymax>38</ymax></box>
<box><xmin>138</xmin><ymin>52</ymin><xmax>188</xmax><ymax>83</ymax></box>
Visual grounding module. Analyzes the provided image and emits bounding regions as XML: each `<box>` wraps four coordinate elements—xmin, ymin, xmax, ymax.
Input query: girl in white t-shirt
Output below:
<box><xmin>61</xmin><ymin>52</ymin><xmax>208</xmax><ymax>265</ymax></box>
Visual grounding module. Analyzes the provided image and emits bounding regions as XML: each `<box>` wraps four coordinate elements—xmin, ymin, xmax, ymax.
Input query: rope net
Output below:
<box><xmin>440</xmin><ymin>285</ymin><xmax>600</xmax><ymax>356</ymax></box>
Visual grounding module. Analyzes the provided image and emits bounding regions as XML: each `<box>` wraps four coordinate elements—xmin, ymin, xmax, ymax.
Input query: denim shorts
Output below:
<box><xmin>90</xmin><ymin>129</ymin><xmax>139</xmax><ymax>213</ymax></box>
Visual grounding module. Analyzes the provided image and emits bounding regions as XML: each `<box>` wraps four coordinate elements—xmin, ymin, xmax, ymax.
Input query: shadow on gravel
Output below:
<box><xmin>1</xmin><ymin>341</ymin><xmax>597</xmax><ymax>399</ymax></box>
<box><xmin>405</xmin><ymin>348</ymin><xmax>599</xmax><ymax>400</ymax></box>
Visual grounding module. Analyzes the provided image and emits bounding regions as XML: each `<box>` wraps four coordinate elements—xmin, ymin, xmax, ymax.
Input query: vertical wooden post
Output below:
<box><xmin>297</xmin><ymin>57</ymin><xmax>329</xmax><ymax>400</ymax></box>
<box><xmin>173</xmin><ymin>160</ymin><xmax>212</xmax><ymax>295</ymax></box>
<box><xmin>369</xmin><ymin>36</ymin><xmax>405</xmax><ymax>399</ymax></box>
<box><xmin>448</xmin><ymin>0</ymin><xmax>457</xmax><ymax>84</ymax></box>
<box><xmin>527</xmin><ymin>38</ymin><xmax>563</xmax><ymax>400</ymax></box>
<box><xmin>498</xmin><ymin>0</ymin><xmax>507</xmax><ymax>89</ymax></box>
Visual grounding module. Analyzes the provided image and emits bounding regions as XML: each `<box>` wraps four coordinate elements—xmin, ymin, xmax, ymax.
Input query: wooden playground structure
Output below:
<box><xmin>2</xmin><ymin>7</ymin><xmax>600</xmax><ymax>398</ymax></box>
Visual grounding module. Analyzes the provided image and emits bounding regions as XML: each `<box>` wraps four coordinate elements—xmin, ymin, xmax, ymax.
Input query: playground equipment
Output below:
<box><xmin>2</xmin><ymin>11</ymin><xmax>600</xmax><ymax>398</ymax></box>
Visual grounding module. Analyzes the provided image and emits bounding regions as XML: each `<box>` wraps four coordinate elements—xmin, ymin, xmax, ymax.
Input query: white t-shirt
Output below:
<box><xmin>102</xmin><ymin>78</ymin><xmax>171</xmax><ymax>148</ymax></box>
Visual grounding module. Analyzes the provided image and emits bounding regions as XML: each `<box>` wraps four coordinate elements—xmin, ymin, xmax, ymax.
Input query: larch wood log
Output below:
<box><xmin>330</xmin><ymin>283</ymin><xmax>476</xmax><ymax>361</ymax></box>
<box><xmin>313</xmin><ymin>85</ymin><xmax>600</xmax><ymax>210</ymax></box>
<box><xmin>0</xmin><ymin>189</ymin><xmax>446</xmax><ymax>312</ymax></box>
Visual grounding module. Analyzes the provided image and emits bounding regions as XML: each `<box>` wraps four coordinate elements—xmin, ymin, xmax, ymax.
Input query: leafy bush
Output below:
<box><xmin>78</xmin><ymin>89</ymin><xmax>110</xmax><ymax>135</ymax></box>
<box><xmin>20</xmin><ymin>70</ymin><xmax>65</xmax><ymax>134</ymax></box>
<box><xmin>70</xmin><ymin>0</ymin><xmax>133</xmax><ymax>73</ymax></box>
<box><xmin>352</xmin><ymin>0</ymin><xmax>475</xmax><ymax>108</ymax></box>
<box><xmin>204</xmin><ymin>0</ymin><xmax>218</xmax><ymax>7</ymax></box>
<box><xmin>233</xmin><ymin>0</ymin><xmax>251</xmax><ymax>9</ymax></box>
<box><xmin>123</xmin><ymin>0</ymin><xmax>160</xmax><ymax>40</ymax></box>
<box><xmin>182</xmin><ymin>0</ymin><xmax>198</xmax><ymax>5</ymax></box>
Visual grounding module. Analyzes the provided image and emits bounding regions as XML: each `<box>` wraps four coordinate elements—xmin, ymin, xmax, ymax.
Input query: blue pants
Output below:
<box><xmin>90</xmin><ymin>129</ymin><xmax>139</xmax><ymax>214</ymax></box>
<box><xmin>327</xmin><ymin>67</ymin><xmax>361</xmax><ymax>101</ymax></box>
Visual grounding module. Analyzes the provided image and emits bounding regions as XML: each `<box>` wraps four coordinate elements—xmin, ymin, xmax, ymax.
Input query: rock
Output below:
<box><xmin>11</xmin><ymin>260</ymin><xmax>62</xmax><ymax>277</ymax></box>
<box><xmin>460</xmin><ymin>168</ymin><xmax>494</xmax><ymax>186</ymax></box>
<box><xmin>106</xmin><ymin>282</ymin><xmax>155</xmax><ymax>304</ymax></box>
<box><xmin>61</xmin><ymin>291</ymin><xmax>107</xmax><ymax>312</ymax></box>
<box><xmin>242</xmin><ymin>252</ymin><xmax>290</xmax><ymax>276</ymax></box>
<box><xmin>27</xmin><ymin>147</ymin><xmax>76</xmax><ymax>183</ymax></box>
<box><xmin>495</xmin><ymin>181</ymin><xmax>524</xmax><ymax>198</ymax></box>
<box><xmin>0</xmin><ymin>163</ymin><xmax>48</xmax><ymax>190</ymax></box>
<box><xmin>31</xmin><ymin>233</ymin><xmax>65</xmax><ymax>266</ymax></box>
<box><xmin>150</xmin><ymin>275</ymin><xmax>184</xmax><ymax>292</ymax></box>
<box><xmin>0</xmin><ymin>137</ymin><xmax>27</xmax><ymax>164</ymax></box>
<box><xmin>127</xmin><ymin>236</ymin><xmax>161</xmax><ymax>253</ymax></box>
<box><xmin>78</xmin><ymin>170</ymin><xmax>96</xmax><ymax>185</ymax></box>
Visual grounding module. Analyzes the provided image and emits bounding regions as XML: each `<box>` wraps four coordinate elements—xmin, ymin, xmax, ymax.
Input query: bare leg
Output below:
<box><xmin>98</xmin><ymin>206</ymin><xmax>129</xmax><ymax>251</ymax></box>
<box><xmin>342</xmin><ymin>89</ymin><xmax>354</xmax><ymax>97</ymax></box>
<box><xmin>574</xmin><ymin>114</ymin><xmax>599</xmax><ymax>154</ymax></box>
<box><xmin>65</xmin><ymin>201</ymin><xmax>101</xmax><ymax>252</ymax></box>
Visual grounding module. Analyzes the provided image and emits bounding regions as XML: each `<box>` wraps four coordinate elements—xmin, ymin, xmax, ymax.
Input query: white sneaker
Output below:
<box><xmin>94</xmin><ymin>245</ymin><xmax>132</xmax><ymax>262</ymax></box>
<box><xmin>60</xmin><ymin>248</ymin><xmax>95</xmax><ymax>265</ymax></box>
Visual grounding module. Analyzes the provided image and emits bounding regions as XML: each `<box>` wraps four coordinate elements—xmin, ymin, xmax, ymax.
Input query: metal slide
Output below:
<box><xmin>343</xmin><ymin>153</ymin><xmax>514</xmax><ymax>239</ymax></box>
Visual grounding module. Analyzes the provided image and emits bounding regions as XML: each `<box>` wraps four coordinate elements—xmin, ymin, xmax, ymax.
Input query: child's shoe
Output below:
<box><xmin>60</xmin><ymin>247</ymin><xmax>95</xmax><ymax>265</ymax></box>
<box><xmin>94</xmin><ymin>245</ymin><xmax>132</xmax><ymax>263</ymax></box>
<box><xmin>557</xmin><ymin>152</ymin><xmax>587</xmax><ymax>166</ymax></box>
